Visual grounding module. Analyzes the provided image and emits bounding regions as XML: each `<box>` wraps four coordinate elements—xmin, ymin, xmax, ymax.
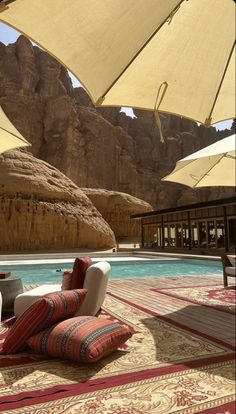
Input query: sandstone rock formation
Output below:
<box><xmin>0</xmin><ymin>35</ymin><xmax>235</xmax><ymax>212</ymax></box>
<box><xmin>0</xmin><ymin>150</ymin><xmax>116</xmax><ymax>251</ymax></box>
<box><xmin>82</xmin><ymin>188</ymin><xmax>152</xmax><ymax>241</ymax></box>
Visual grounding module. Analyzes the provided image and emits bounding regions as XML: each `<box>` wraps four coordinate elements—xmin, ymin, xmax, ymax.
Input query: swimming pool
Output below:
<box><xmin>0</xmin><ymin>258</ymin><xmax>222</xmax><ymax>285</ymax></box>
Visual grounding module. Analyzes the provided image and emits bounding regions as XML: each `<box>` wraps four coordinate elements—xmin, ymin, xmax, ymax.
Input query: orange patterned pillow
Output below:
<box><xmin>1</xmin><ymin>289</ymin><xmax>87</xmax><ymax>354</ymax></box>
<box><xmin>27</xmin><ymin>316</ymin><xmax>133</xmax><ymax>363</ymax></box>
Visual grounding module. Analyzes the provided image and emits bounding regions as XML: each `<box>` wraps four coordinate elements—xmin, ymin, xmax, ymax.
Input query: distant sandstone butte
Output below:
<box><xmin>82</xmin><ymin>188</ymin><xmax>152</xmax><ymax>241</ymax></box>
<box><xmin>0</xmin><ymin>150</ymin><xmax>116</xmax><ymax>251</ymax></box>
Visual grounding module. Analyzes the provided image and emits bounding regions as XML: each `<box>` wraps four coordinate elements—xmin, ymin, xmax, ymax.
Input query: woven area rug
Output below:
<box><xmin>0</xmin><ymin>292</ymin><xmax>235</xmax><ymax>413</ymax></box>
<box><xmin>151</xmin><ymin>285</ymin><xmax>236</xmax><ymax>314</ymax></box>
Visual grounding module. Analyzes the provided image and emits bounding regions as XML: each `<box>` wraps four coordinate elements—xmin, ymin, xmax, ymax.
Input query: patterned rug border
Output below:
<box><xmin>0</xmin><ymin>354</ymin><xmax>234</xmax><ymax>412</ymax></box>
<box><xmin>199</xmin><ymin>401</ymin><xmax>235</xmax><ymax>414</ymax></box>
<box><xmin>150</xmin><ymin>287</ymin><xmax>235</xmax><ymax>315</ymax></box>
<box><xmin>107</xmin><ymin>291</ymin><xmax>236</xmax><ymax>351</ymax></box>
<box><xmin>152</xmin><ymin>284</ymin><xmax>236</xmax><ymax>289</ymax></box>
<box><xmin>1</xmin><ymin>393</ymin><xmax>235</xmax><ymax>414</ymax></box>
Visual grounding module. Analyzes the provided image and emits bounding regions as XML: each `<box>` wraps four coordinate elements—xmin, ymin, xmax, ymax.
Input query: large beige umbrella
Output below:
<box><xmin>162</xmin><ymin>134</ymin><xmax>236</xmax><ymax>188</ymax></box>
<box><xmin>0</xmin><ymin>106</ymin><xmax>31</xmax><ymax>154</ymax></box>
<box><xmin>0</xmin><ymin>0</ymin><xmax>235</xmax><ymax>126</ymax></box>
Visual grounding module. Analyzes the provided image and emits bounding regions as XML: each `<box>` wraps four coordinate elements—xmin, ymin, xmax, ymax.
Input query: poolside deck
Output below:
<box><xmin>108</xmin><ymin>274</ymin><xmax>235</xmax><ymax>347</ymax></box>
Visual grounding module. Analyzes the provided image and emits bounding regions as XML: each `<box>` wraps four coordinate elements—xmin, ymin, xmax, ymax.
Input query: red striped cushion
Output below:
<box><xmin>1</xmin><ymin>289</ymin><xmax>87</xmax><ymax>354</ymax></box>
<box><xmin>71</xmin><ymin>256</ymin><xmax>92</xmax><ymax>289</ymax></box>
<box><xmin>26</xmin><ymin>316</ymin><xmax>133</xmax><ymax>363</ymax></box>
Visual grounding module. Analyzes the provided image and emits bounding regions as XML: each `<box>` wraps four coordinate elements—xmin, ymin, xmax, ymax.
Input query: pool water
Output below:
<box><xmin>0</xmin><ymin>259</ymin><xmax>222</xmax><ymax>285</ymax></box>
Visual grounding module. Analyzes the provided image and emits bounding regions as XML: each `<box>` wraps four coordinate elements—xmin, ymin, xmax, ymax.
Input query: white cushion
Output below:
<box><xmin>75</xmin><ymin>261</ymin><xmax>110</xmax><ymax>317</ymax></box>
<box><xmin>227</xmin><ymin>255</ymin><xmax>236</xmax><ymax>267</ymax></box>
<box><xmin>14</xmin><ymin>284</ymin><xmax>61</xmax><ymax>317</ymax></box>
<box><xmin>225</xmin><ymin>266</ymin><xmax>236</xmax><ymax>276</ymax></box>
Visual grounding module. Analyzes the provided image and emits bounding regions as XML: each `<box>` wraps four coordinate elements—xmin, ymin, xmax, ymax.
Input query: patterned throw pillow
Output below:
<box><xmin>61</xmin><ymin>270</ymin><xmax>73</xmax><ymax>290</ymax></box>
<box><xmin>26</xmin><ymin>316</ymin><xmax>133</xmax><ymax>363</ymax></box>
<box><xmin>1</xmin><ymin>289</ymin><xmax>87</xmax><ymax>354</ymax></box>
<box><xmin>71</xmin><ymin>256</ymin><xmax>92</xmax><ymax>289</ymax></box>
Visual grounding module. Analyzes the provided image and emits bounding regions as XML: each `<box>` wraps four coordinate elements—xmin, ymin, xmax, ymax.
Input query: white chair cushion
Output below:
<box><xmin>227</xmin><ymin>255</ymin><xmax>236</xmax><ymax>267</ymax></box>
<box><xmin>75</xmin><ymin>261</ymin><xmax>110</xmax><ymax>317</ymax></box>
<box><xmin>14</xmin><ymin>284</ymin><xmax>61</xmax><ymax>318</ymax></box>
<box><xmin>225</xmin><ymin>266</ymin><xmax>236</xmax><ymax>276</ymax></box>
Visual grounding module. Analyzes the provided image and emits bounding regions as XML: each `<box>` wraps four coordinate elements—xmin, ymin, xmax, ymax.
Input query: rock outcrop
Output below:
<box><xmin>0</xmin><ymin>150</ymin><xmax>116</xmax><ymax>251</ymax></box>
<box><xmin>0</xmin><ymin>35</ymin><xmax>235</xmax><ymax>212</ymax></box>
<box><xmin>82</xmin><ymin>188</ymin><xmax>152</xmax><ymax>241</ymax></box>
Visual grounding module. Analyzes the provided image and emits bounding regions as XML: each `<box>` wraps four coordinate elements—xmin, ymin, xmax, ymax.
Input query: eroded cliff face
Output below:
<box><xmin>82</xmin><ymin>188</ymin><xmax>152</xmax><ymax>240</ymax></box>
<box><xmin>0</xmin><ymin>35</ymin><xmax>234</xmax><ymax>211</ymax></box>
<box><xmin>0</xmin><ymin>150</ymin><xmax>116</xmax><ymax>251</ymax></box>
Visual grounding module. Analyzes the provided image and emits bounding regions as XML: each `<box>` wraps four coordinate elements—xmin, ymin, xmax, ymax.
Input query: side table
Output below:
<box><xmin>0</xmin><ymin>277</ymin><xmax>23</xmax><ymax>315</ymax></box>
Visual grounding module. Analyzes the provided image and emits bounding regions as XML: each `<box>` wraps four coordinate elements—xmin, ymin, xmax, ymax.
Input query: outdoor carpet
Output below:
<box><xmin>0</xmin><ymin>286</ymin><xmax>235</xmax><ymax>413</ymax></box>
<box><xmin>151</xmin><ymin>284</ymin><xmax>236</xmax><ymax>315</ymax></box>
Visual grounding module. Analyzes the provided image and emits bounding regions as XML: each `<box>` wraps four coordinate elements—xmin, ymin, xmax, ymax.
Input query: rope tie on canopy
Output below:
<box><xmin>154</xmin><ymin>82</ymin><xmax>168</xmax><ymax>144</ymax></box>
<box><xmin>167</xmin><ymin>5</ymin><xmax>181</xmax><ymax>24</ymax></box>
<box><xmin>167</xmin><ymin>0</ymin><xmax>188</xmax><ymax>24</ymax></box>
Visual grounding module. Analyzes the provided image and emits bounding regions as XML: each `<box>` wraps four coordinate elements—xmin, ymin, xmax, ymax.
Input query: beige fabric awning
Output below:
<box><xmin>0</xmin><ymin>0</ymin><xmax>235</xmax><ymax>125</ymax></box>
<box><xmin>0</xmin><ymin>107</ymin><xmax>31</xmax><ymax>154</ymax></box>
<box><xmin>162</xmin><ymin>134</ymin><xmax>236</xmax><ymax>188</ymax></box>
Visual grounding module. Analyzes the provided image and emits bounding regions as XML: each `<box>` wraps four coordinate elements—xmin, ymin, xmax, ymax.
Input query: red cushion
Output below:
<box><xmin>61</xmin><ymin>270</ymin><xmax>73</xmax><ymax>290</ymax></box>
<box><xmin>27</xmin><ymin>316</ymin><xmax>133</xmax><ymax>363</ymax></box>
<box><xmin>1</xmin><ymin>289</ymin><xmax>87</xmax><ymax>354</ymax></box>
<box><xmin>71</xmin><ymin>256</ymin><xmax>92</xmax><ymax>289</ymax></box>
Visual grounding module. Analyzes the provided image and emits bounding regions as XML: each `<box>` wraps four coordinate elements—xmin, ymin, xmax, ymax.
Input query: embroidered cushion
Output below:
<box><xmin>61</xmin><ymin>270</ymin><xmax>73</xmax><ymax>290</ymax></box>
<box><xmin>71</xmin><ymin>256</ymin><xmax>92</xmax><ymax>289</ymax></box>
<box><xmin>26</xmin><ymin>316</ymin><xmax>133</xmax><ymax>363</ymax></box>
<box><xmin>2</xmin><ymin>289</ymin><xmax>87</xmax><ymax>354</ymax></box>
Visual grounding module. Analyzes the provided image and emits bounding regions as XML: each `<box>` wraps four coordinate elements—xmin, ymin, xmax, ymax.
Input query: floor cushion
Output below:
<box><xmin>26</xmin><ymin>315</ymin><xmax>133</xmax><ymax>363</ymax></box>
<box><xmin>1</xmin><ymin>289</ymin><xmax>87</xmax><ymax>354</ymax></box>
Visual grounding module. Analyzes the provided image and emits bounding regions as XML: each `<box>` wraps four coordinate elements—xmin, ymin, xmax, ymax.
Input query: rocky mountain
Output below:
<box><xmin>82</xmin><ymin>188</ymin><xmax>152</xmax><ymax>241</ymax></box>
<box><xmin>0</xmin><ymin>35</ymin><xmax>235</xmax><ymax>211</ymax></box>
<box><xmin>0</xmin><ymin>150</ymin><xmax>116</xmax><ymax>251</ymax></box>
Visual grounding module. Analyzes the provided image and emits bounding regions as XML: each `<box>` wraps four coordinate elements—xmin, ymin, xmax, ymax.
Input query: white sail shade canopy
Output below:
<box><xmin>162</xmin><ymin>134</ymin><xmax>236</xmax><ymax>188</ymax></box>
<box><xmin>0</xmin><ymin>107</ymin><xmax>31</xmax><ymax>154</ymax></box>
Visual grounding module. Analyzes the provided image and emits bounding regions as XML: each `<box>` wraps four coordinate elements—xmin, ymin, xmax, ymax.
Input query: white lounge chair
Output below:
<box><xmin>14</xmin><ymin>261</ymin><xmax>110</xmax><ymax>317</ymax></box>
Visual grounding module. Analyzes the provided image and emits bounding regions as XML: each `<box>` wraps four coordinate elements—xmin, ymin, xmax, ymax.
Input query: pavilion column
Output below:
<box><xmin>223</xmin><ymin>206</ymin><xmax>229</xmax><ymax>252</ymax></box>
<box><xmin>188</xmin><ymin>211</ymin><xmax>192</xmax><ymax>250</ymax></box>
<box><xmin>161</xmin><ymin>215</ymin><xmax>164</xmax><ymax>249</ymax></box>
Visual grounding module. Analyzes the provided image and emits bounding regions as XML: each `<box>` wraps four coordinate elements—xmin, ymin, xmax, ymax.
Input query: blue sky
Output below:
<box><xmin>0</xmin><ymin>22</ymin><xmax>233</xmax><ymax>129</ymax></box>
